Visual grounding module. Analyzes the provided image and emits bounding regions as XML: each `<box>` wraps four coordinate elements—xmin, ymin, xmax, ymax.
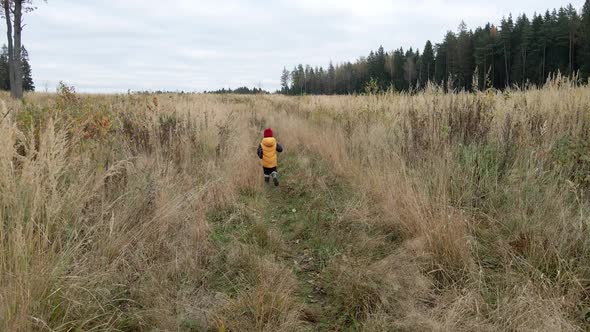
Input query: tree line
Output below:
<box><xmin>204</xmin><ymin>86</ymin><xmax>269</xmax><ymax>94</ymax></box>
<box><xmin>0</xmin><ymin>44</ymin><xmax>34</xmax><ymax>91</ymax></box>
<box><xmin>280</xmin><ymin>1</ymin><xmax>590</xmax><ymax>94</ymax></box>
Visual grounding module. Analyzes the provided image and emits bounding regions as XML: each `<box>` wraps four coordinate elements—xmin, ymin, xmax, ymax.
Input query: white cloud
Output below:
<box><xmin>2</xmin><ymin>0</ymin><xmax>585</xmax><ymax>92</ymax></box>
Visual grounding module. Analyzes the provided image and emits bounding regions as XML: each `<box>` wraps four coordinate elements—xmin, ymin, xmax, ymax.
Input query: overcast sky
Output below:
<box><xmin>5</xmin><ymin>0</ymin><xmax>585</xmax><ymax>93</ymax></box>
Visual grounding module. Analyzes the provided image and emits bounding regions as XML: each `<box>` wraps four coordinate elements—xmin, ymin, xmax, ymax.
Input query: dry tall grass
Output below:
<box><xmin>1</xmin><ymin>78</ymin><xmax>589</xmax><ymax>331</ymax></box>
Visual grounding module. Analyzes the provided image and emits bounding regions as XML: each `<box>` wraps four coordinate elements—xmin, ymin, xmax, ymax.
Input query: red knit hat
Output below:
<box><xmin>264</xmin><ymin>128</ymin><xmax>273</xmax><ymax>138</ymax></box>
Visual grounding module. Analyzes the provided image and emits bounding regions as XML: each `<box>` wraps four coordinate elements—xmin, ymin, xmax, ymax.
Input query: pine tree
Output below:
<box><xmin>375</xmin><ymin>46</ymin><xmax>387</xmax><ymax>89</ymax></box>
<box><xmin>304</xmin><ymin>65</ymin><xmax>313</xmax><ymax>94</ymax></box>
<box><xmin>499</xmin><ymin>15</ymin><xmax>514</xmax><ymax>87</ymax></box>
<box><xmin>0</xmin><ymin>45</ymin><xmax>9</xmax><ymax>90</ymax></box>
<box><xmin>404</xmin><ymin>48</ymin><xmax>417</xmax><ymax>89</ymax></box>
<box><xmin>473</xmin><ymin>25</ymin><xmax>493</xmax><ymax>89</ymax></box>
<box><xmin>548</xmin><ymin>5</ymin><xmax>581</xmax><ymax>76</ymax></box>
<box><xmin>456</xmin><ymin>21</ymin><xmax>474</xmax><ymax>89</ymax></box>
<box><xmin>512</xmin><ymin>14</ymin><xmax>531</xmax><ymax>86</ymax></box>
<box><xmin>0</xmin><ymin>44</ymin><xmax>33</xmax><ymax>91</ymax></box>
<box><xmin>421</xmin><ymin>40</ymin><xmax>435</xmax><ymax>84</ymax></box>
<box><xmin>317</xmin><ymin>67</ymin><xmax>326</xmax><ymax>94</ymax></box>
<box><xmin>564</xmin><ymin>4</ymin><xmax>580</xmax><ymax>75</ymax></box>
<box><xmin>434</xmin><ymin>43</ymin><xmax>446</xmax><ymax>85</ymax></box>
<box><xmin>440</xmin><ymin>31</ymin><xmax>458</xmax><ymax>89</ymax></box>
<box><xmin>280</xmin><ymin>67</ymin><xmax>290</xmax><ymax>94</ymax></box>
<box><xmin>291</xmin><ymin>64</ymin><xmax>305</xmax><ymax>95</ymax></box>
<box><xmin>579</xmin><ymin>0</ymin><xmax>590</xmax><ymax>80</ymax></box>
<box><xmin>529</xmin><ymin>14</ymin><xmax>546</xmax><ymax>84</ymax></box>
<box><xmin>392</xmin><ymin>48</ymin><xmax>406</xmax><ymax>91</ymax></box>
<box><xmin>327</xmin><ymin>62</ymin><xmax>335</xmax><ymax>94</ymax></box>
<box><xmin>279</xmin><ymin>2</ymin><xmax>590</xmax><ymax>93</ymax></box>
<box><xmin>542</xmin><ymin>10</ymin><xmax>559</xmax><ymax>79</ymax></box>
<box><xmin>21</xmin><ymin>46</ymin><xmax>34</xmax><ymax>91</ymax></box>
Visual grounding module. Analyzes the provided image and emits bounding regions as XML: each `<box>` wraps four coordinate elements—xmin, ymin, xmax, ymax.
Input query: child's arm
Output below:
<box><xmin>257</xmin><ymin>144</ymin><xmax>263</xmax><ymax>159</ymax></box>
<box><xmin>276</xmin><ymin>143</ymin><xmax>283</xmax><ymax>153</ymax></box>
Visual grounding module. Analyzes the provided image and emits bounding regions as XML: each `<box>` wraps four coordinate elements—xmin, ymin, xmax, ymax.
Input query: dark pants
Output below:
<box><xmin>263</xmin><ymin>167</ymin><xmax>277</xmax><ymax>176</ymax></box>
<box><xmin>263</xmin><ymin>167</ymin><xmax>279</xmax><ymax>185</ymax></box>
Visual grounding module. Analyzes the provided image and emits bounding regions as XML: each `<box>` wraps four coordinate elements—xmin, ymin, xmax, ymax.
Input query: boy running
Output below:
<box><xmin>257</xmin><ymin>128</ymin><xmax>283</xmax><ymax>186</ymax></box>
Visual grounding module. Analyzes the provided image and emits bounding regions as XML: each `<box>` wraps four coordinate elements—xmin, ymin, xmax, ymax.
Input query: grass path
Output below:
<box><xmin>261</xmin><ymin>152</ymin><xmax>344</xmax><ymax>329</ymax></box>
<box><xmin>207</xmin><ymin>143</ymin><xmax>398</xmax><ymax>330</ymax></box>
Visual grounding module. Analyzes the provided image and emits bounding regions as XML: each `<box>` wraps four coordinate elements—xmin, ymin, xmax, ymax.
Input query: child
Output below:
<box><xmin>257</xmin><ymin>128</ymin><xmax>283</xmax><ymax>186</ymax></box>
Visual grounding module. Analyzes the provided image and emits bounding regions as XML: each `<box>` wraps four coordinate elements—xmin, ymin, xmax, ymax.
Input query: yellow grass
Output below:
<box><xmin>1</xmin><ymin>78</ymin><xmax>589</xmax><ymax>331</ymax></box>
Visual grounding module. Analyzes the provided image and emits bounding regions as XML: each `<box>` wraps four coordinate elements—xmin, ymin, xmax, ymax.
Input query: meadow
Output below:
<box><xmin>1</xmin><ymin>79</ymin><xmax>590</xmax><ymax>331</ymax></box>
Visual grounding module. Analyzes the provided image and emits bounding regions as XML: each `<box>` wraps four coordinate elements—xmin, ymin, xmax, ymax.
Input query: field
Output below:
<box><xmin>1</xmin><ymin>79</ymin><xmax>590</xmax><ymax>331</ymax></box>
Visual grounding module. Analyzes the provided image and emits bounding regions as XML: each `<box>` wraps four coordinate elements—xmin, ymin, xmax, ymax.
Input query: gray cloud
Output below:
<box><xmin>5</xmin><ymin>0</ymin><xmax>585</xmax><ymax>92</ymax></box>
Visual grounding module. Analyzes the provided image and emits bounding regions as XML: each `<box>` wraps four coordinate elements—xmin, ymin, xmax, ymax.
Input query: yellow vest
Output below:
<box><xmin>261</xmin><ymin>137</ymin><xmax>278</xmax><ymax>168</ymax></box>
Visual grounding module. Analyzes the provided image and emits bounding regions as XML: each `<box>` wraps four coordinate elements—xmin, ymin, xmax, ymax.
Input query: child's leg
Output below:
<box><xmin>263</xmin><ymin>167</ymin><xmax>270</xmax><ymax>183</ymax></box>
<box><xmin>271</xmin><ymin>169</ymin><xmax>279</xmax><ymax>186</ymax></box>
